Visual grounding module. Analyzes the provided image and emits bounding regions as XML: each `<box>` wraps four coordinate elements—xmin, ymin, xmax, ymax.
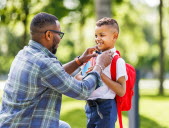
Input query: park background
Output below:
<box><xmin>0</xmin><ymin>0</ymin><xmax>169</xmax><ymax>128</ymax></box>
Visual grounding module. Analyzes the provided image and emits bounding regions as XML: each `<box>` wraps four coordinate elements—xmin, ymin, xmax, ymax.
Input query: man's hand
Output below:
<box><xmin>79</xmin><ymin>47</ymin><xmax>98</xmax><ymax>64</ymax></box>
<box><xmin>63</xmin><ymin>46</ymin><xmax>98</xmax><ymax>75</ymax></box>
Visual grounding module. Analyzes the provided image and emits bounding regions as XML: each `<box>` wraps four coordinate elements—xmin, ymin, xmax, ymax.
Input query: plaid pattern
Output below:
<box><xmin>0</xmin><ymin>40</ymin><xmax>102</xmax><ymax>128</ymax></box>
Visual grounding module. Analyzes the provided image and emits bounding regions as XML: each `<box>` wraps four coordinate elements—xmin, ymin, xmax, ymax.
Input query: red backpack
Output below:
<box><xmin>110</xmin><ymin>51</ymin><xmax>136</xmax><ymax>128</ymax></box>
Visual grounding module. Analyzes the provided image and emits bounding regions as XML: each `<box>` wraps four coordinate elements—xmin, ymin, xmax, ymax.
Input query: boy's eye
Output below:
<box><xmin>95</xmin><ymin>34</ymin><xmax>105</xmax><ymax>38</ymax></box>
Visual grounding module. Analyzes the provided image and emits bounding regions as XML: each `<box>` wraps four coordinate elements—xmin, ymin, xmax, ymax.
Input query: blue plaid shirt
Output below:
<box><xmin>0</xmin><ymin>40</ymin><xmax>102</xmax><ymax>128</ymax></box>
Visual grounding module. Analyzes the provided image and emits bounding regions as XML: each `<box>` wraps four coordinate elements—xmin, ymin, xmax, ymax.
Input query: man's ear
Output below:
<box><xmin>45</xmin><ymin>31</ymin><xmax>52</xmax><ymax>40</ymax></box>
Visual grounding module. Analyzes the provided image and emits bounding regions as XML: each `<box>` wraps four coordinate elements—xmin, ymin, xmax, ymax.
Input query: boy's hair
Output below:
<box><xmin>96</xmin><ymin>17</ymin><xmax>119</xmax><ymax>33</ymax></box>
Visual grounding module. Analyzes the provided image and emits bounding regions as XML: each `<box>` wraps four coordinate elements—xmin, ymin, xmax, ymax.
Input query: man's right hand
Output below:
<box><xmin>78</xmin><ymin>47</ymin><xmax>98</xmax><ymax>64</ymax></box>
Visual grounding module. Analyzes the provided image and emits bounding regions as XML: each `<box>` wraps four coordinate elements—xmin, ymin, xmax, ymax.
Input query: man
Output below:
<box><xmin>0</xmin><ymin>12</ymin><xmax>113</xmax><ymax>128</ymax></box>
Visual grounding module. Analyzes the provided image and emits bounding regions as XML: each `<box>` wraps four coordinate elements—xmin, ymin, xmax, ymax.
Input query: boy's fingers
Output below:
<box><xmin>105</xmin><ymin>50</ymin><xmax>114</xmax><ymax>57</ymax></box>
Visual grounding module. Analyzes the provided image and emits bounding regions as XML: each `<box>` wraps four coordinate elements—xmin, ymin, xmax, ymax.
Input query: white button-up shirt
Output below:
<box><xmin>88</xmin><ymin>47</ymin><xmax>128</xmax><ymax>100</ymax></box>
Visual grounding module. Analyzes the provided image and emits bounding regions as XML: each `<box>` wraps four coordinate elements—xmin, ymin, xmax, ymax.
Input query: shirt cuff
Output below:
<box><xmin>83</xmin><ymin>71</ymin><xmax>103</xmax><ymax>89</ymax></box>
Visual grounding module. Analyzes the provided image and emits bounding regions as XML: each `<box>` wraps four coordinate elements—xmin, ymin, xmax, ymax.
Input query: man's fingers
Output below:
<box><xmin>89</xmin><ymin>53</ymin><xmax>98</xmax><ymax>58</ymax></box>
<box><xmin>87</xmin><ymin>47</ymin><xmax>97</xmax><ymax>53</ymax></box>
<box><xmin>95</xmin><ymin>46</ymin><xmax>100</xmax><ymax>52</ymax></box>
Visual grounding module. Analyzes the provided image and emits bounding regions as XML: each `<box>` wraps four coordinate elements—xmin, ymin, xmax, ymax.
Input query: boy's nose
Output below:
<box><xmin>95</xmin><ymin>37</ymin><xmax>101</xmax><ymax>41</ymax></box>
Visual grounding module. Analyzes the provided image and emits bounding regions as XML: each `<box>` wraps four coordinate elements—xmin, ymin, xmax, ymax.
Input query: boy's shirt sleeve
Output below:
<box><xmin>116</xmin><ymin>58</ymin><xmax>128</xmax><ymax>81</ymax></box>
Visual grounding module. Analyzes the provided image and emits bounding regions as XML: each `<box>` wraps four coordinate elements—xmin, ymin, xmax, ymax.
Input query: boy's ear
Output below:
<box><xmin>113</xmin><ymin>32</ymin><xmax>118</xmax><ymax>39</ymax></box>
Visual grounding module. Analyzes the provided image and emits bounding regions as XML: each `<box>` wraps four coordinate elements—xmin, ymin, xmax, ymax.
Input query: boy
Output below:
<box><xmin>75</xmin><ymin>17</ymin><xmax>128</xmax><ymax>128</ymax></box>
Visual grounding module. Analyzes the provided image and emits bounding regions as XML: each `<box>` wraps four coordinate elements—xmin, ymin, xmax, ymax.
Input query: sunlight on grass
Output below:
<box><xmin>0</xmin><ymin>90</ymin><xmax>3</xmax><ymax>103</ymax></box>
<box><xmin>60</xmin><ymin>89</ymin><xmax>169</xmax><ymax>128</ymax></box>
<box><xmin>61</xmin><ymin>98</ymin><xmax>85</xmax><ymax>114</ymax></box>
<box><xmin>139</xmin><ymin>89</ymin><xmax>169</xmax><ymax>128</ymax></box>
<box><xmin>140</xmin><ymin>98</ymin><xmax>169</xmax><ymax>127</ymax></box>
<box><xmin>115</xmin><ymin>112</ymin><xmax>128</xmax><ymax>128</ymax></box>
<box><xmin>60</xmin><ymin>96</ymin><xmax>87</xmax><ymax>128</ymax></box>
<box><xmin>61</xmin><ymin>96</ymin><xmax>129</xmax><ymax>128</ymax></box>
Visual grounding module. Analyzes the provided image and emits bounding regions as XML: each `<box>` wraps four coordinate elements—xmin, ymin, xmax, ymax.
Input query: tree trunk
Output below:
<box><xmin>21</xmin><ymin>0</ymin><xmax>29</xmax><ymax>48</ymax></box>
<box><xmin>79</xmin><ymin>14</ymin><xmax>86</xmax><ymax>54</ymax></box>
<box><xmin>158</xmin><ymin>0</ymin><xmax>164</xmax><ymax>95</ymax></box>
<box><xmin>94</xmin><ymin>0</ymin><xmax>112</xmax><ymax>20</ymax></box>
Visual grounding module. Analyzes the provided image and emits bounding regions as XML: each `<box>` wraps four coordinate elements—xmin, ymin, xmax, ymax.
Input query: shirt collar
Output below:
<box><xmin>110</xmin><ymin>47</ymin><xmax>116</xmax><ymax>53</ymax></box>
<box><xmin>28</xmin><ymin>40</ymin><xmax>57</xmax><ymax>59</ymax></box>
<box><xmin>110</xmin><ymin>47</ymin><xmax>118</xmax><ymax>57</ymax></box>
<box><xmin>98</xmin><ymin>47</ymin><xmax>116</xmax><ymax>54</ymax></box>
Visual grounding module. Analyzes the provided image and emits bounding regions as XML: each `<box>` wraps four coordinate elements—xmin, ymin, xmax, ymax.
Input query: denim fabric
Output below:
<box><xmin>85</xmin><ymin>99</ymin><xmax>117</xmax><ymax>128</ymax></box>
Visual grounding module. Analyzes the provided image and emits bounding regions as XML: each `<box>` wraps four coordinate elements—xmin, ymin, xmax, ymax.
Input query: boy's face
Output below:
<box><xmin>95</xmin><ymin>25</ymin><xmax>118</xmax><ymax>52</ymax></box>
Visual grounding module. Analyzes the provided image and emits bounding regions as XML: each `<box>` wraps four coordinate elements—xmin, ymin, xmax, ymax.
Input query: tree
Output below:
<box><xmin>0</xmin><ymin>0</ymin><xmax>73</xmax><ymax>74</ymax></box>
<box><xmin>158</xmin><ymin>0</ymin><xmax>164</xmax><ymax>95</ymax></box>
<box><xmin>94</xmin><ymin>0</ymin><xmax>112</xmax><ymax>20</ymax></box>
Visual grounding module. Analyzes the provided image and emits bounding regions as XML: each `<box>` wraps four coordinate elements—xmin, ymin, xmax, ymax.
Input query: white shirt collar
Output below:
<box><xmin>110</xmin><ymin>47</ymin><xmax>116</xmax><ymax>53</ymax></box>
<box><xmin>110</xmin><ymin>47</ymin><xmax>118</xmax><ymax>57</ymax></box>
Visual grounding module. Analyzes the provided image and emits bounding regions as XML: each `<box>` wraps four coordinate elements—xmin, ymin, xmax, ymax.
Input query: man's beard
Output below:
<box><xmin>52</xmin><ymin>48</ymin><xmax>57</xmax><ymax>54</ymax></box>
<box><xmin>51</xmin><ymin>37</ymin><xmax>58</xmax><ymax>54</ymax></box>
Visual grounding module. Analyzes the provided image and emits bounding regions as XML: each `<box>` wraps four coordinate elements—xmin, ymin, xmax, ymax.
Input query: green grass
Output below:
<box><xmin>0</xmin><ymin>89</ymin><xmax>169</xmax><ymax>128</ymax></box>
<box><xmin>0</xmin><ymin>90</ymin><xmax>3</xmax><ymax>103</ymax></box>
<box><xmin>139</xmin><ymin>89</ymin><xmax>169</xmax><ymax>128</ymax></box>
<box><xmin>60</xmin><ymin>89</ymin><xmax>169</xmax><ymax>128</ymax></box>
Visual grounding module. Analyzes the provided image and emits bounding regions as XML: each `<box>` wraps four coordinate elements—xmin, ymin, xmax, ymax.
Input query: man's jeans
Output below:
<box><xmin>85</xmin><ymin>99</ymin><xmax>117</xmax><ymax>128</ymax></box>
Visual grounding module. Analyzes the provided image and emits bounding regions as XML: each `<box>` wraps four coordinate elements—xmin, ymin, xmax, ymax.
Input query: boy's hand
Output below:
<box><xmin>74</xmin><ymin>72</ymin><xmax>83</xmax><ymax>80</ymax></box>
<box><xmin>96</xmin><ymin>50</ymin><xmax>114</xmax><ymax>70</ymax></box>
<box><xmin>86</xmin><ymin>66</ymin><xmax>94</xmax><ymax>73</ymax></box>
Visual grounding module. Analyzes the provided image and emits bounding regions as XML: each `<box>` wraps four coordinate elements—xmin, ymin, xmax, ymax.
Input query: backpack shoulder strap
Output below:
<box><xmin>110</xmin><ymin>54</ymin><xmax>120</xmax><ymax>81</ymax></box>
<box><xmin>110</xmin><ymin>51</ymin><xmax>124</xmax><ymax>128</ymax></box>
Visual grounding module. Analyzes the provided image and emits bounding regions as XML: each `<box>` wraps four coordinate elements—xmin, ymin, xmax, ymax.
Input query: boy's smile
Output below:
<box><xmin>95</xmin><ymin>25</ymin><xmax>118</xmax><ymax>52</ymax></box>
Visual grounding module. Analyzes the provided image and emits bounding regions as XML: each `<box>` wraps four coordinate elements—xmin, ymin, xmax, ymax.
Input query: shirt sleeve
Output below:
<box><xmin>41</xmin><ymin>59</ymin><xmax>102</xmax><ymax>100</ymax></box>
<box><xmin>116</xmin><ymin>58</ymin><xmax>128</xmax><ymax>81</ymax></box>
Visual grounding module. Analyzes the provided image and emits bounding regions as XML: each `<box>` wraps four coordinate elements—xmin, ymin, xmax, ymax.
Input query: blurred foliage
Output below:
<box><xmin>0</xmin><ymin>0</ymin><xmax>168</xmax><ymax>78</ymax></box>
<box><xmin>111</xmin><ymin>0</ymin><xmax>168</xmax><ymax>78</ymax></box>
